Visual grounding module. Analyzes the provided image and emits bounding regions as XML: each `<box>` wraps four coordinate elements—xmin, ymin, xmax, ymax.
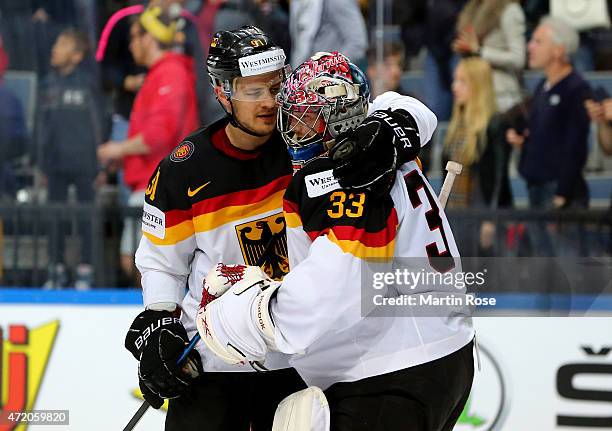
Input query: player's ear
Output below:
<box><xmin>214</xmin><ymin>85</ymin><xmax>232</xmax><ymax>113</ymax></box>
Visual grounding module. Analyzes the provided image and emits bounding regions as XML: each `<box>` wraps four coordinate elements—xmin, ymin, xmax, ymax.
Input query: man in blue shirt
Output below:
<box><xmin>507</xmin><ymin>16</ymin><xmax>591</xmax><ymax>209</ymax></box>
<box><xmin>506</xmin><ymin>16</ymin><xmax>591</xmax><ymax>255</ymax></box>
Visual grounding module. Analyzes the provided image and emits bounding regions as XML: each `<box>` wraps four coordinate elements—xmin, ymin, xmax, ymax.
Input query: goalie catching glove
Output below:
<box><xmin>330</xmin><ymin>109</ymin><xmax>421</xmax><ymax>195</ymax></box>
<box><xmin>196</xmin><ymin>264</ymin><xmax>280</xmax><ymax>366</ymax></box>
<box><xmin>124</xmin><ymin>309</ymin><xmax>203</xmax><ymax>409</ymax></box>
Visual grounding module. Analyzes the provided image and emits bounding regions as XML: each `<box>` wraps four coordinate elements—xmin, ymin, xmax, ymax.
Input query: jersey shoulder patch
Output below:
<box><xmin>169</xmin><ymin>140</ymin><xmax>195</xmax><ymax>162</ymax></box>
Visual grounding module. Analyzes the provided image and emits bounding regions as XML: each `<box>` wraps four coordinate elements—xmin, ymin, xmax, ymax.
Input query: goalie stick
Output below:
<box><xmin>438</xmin><ymin>161</ymin><xmax>463</xmax><ymax>209</ymax></box>
<box><xmin>122</xmin><ymin>161</ymin><xmax>462</xmax><ymax>430</ymax></box>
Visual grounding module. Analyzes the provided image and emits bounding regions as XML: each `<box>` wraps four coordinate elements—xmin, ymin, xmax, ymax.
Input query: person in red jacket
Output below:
<box><xmin>98</xmin><ymin>6</ymin><xmax>199</xmax><ymax>285</ymax></box>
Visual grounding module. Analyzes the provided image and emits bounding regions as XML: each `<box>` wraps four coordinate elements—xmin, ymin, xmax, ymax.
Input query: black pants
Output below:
<box><xmin>325</xmin><ymin>341</ymin><xmax>474</xmax><ymax>431</ymax></box>
<box><xmin>165</xmin><ymin>367</ymin><xmax>306</xmax><ymax>431</ymax></box>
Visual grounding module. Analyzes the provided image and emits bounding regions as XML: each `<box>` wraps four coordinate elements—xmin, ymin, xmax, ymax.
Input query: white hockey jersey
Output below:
<box><xmin>135</xmin><ymin>118</ymin><xmax>293</xmax><ymax>372</ymax></box>
<box><xmin>138</xmin><ymin>93</ymin><xmax>429</xmax><ymax>372</ymax></box>
<box><xmin>272</xmin><ymin>98</ymin><xmax>475</xmax><ymax>389</ymax></box>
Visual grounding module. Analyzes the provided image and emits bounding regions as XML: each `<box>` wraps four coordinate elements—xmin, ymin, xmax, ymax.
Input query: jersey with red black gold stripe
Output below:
<box><xmin>135</xmin><ymin>117</ymin><xmax>293</xmax><ymax>371</ymax></box>
<box><xmin>273</xmin><ymin>159</ymin><xmax>474</xmax><ymax>388</ymax></box>
<box><xmin>283</xmin><ymin>157</ymin><xmax>398</xmax><ymax>264</ymax></box>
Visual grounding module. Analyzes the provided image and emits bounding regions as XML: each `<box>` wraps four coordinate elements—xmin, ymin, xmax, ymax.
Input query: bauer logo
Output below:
<box><xmin>453</xmin><ymin>345</ymin><xmax>506</xmax><ymax>431</ymax></box>
<box><xmin>0</xmin><ymin>321</ymin><xmax>59</xmax><ymax>431</ymax></box>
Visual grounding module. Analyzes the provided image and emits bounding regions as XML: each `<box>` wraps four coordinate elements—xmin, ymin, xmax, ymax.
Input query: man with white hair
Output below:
<box><xmin>508</xmin><ymin>16</ymin><xmax>591</xmax><ymax>210</ymax></box>
<box><xmin>506</xmin><ymin>16</ymin><xmax>591</xmax><ymax>253</ymax></box>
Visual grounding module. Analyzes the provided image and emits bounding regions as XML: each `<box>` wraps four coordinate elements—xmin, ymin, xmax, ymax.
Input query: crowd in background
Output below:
<box><xmin>0</xmin><ymin>0</ymin><xmax>611</xmax><ymax>288</ymax></box>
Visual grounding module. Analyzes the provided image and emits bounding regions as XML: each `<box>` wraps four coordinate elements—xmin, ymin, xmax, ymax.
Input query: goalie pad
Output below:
<box><xmin>272</xmin><ymin>387</ymin><xmax>330</xmax><ymax>431</ymax></box>
<box><xmin>196</xmin><ymin>273</ymin><xmax>281</xmax><ymax>365</ymax></box>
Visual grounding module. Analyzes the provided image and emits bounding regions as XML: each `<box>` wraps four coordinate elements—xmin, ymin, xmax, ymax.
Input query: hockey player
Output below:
<box><xmin>196</xmin><ymin>52</ymin><xmax>475</xmax><ymax>430</ymax></box>
<box><xmin>123</xmin><ymin>28</ymin><xmax>424</xmax><ymax>430</ymax></box>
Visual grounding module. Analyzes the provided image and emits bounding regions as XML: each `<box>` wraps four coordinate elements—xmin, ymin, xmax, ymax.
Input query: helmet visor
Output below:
<box><xmin>229</xmin><ymin>68</ymin><xmax>288</xmax><ymax>102</ymax></box>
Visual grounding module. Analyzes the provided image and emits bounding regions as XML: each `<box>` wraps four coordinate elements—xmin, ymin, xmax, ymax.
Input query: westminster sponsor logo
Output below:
<box><xmin>305</xmin><ymin>169</ymin><xmax>341</xmax><ymax>198</ymax></box>
<box><xmin>239</xmin><ymin>49</ymin><xmax>286</xmax><ymax>77</ymax></box>
<box><xmin>141</xmin><ymin>202</ymin><xmax>166</xmax><ymax>239</ymax></box>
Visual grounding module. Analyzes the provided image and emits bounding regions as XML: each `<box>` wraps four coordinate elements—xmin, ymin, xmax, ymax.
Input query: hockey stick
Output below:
<box><xmin>122</xmin><ymin>237</ymin><xmax>278</xmax><ymax>430</ymax></box>
<box><xmin>438</xmin><ymin>161</ymin><xmax>463</xmax><ymax>208</ymax></box>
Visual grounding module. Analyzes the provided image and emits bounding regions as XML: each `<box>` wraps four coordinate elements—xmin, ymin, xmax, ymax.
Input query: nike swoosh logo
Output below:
<box><xmin>187</xmin><ymin>181</ymin><xmax>211</xmax><ymax>197</ymax></box>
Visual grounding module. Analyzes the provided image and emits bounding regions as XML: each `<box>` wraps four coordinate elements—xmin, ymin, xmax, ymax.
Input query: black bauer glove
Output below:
<box><xmin>330</xmin><ymin>109</ymin><xmax>421</xmax><ymax>195</ymax></box>
<box><xmin>125</xmin><ymin>310</ymin><xmax>203</xmax><ymax>409</ymax></box>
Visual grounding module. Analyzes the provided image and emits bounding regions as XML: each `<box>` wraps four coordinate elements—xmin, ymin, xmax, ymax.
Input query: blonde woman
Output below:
<box><xmin>453</xmin><ymin>0</ymin><xmax>525</xmax><ymax>112</ymax></box>
<box><xmin>442</xmin><ymin>57</ymin><xmax>513</xmax><ymax>254</ymax></box>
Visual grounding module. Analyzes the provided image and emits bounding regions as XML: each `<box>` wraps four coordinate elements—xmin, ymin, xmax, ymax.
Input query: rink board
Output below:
<box><xmin>0</xmin><ymin>290</ymin><xmax>611</xmax><ymax>430</ymax></box>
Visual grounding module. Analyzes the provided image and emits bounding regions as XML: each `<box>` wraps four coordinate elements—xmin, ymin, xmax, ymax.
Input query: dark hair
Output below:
<box><xmin>60</xmin><ymin>29</ymin><xmax>90</xmax><ymax>55</ymax></box>
<box><xmin>366</xmin><ymin>41</ymin><xmax>405</xmax><ymax>66</ymax></box>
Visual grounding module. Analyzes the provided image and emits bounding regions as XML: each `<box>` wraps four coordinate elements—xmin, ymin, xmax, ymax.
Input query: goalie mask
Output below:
<box><xmin>277</xmin><ymin>51</ymin><xmax>370</xmax><ymax>170</ymax></box>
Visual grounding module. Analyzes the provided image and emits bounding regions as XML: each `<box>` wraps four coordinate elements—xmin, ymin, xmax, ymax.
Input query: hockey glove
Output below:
<box><xmin>124</xmin><ymin>309</ymin><xmax>203</xmax><ymax>409</ymax></box>
<box><xmin>330</xmin><ymin>109</ymin><xmax>421</xmax><ymax>195</ymax></box>
<box><xmin>200</xmin><ymin>263</ymin><xmax>263</xmax><ymax>308</ymax></box>
<box><xmin>197</xmin><ymin>267</ymin><xmax>280</xmax><ymax>366</ymax></box>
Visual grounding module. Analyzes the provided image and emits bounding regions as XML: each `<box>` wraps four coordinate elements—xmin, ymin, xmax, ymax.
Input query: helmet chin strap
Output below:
<box><xmin>229</xmin><ymin>101</ymin><xmax>270</xmax><ymax>137</ymax></box>
<box><xmin>215</xmin><ymin>87</ymin><xmax>272</xmax><ymax>138</ymax></box>
<box><xmin>216</xmin><ymin>98</ymin><xmax>269</xmax><ymax>138</ymax></box>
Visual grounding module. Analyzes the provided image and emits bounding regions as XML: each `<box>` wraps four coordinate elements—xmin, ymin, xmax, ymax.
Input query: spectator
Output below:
<box><xmin>99</xmin><ymin>3</ymin><xmax>147</xmax><ymax>143</ymax></box>
<box><xmin>453</xmin><ymin>0</ymin><xmax>526</xmax><ymax>112</ymax></box>
<box><xmin>366</xmin><ymin>42</ymin><xmax>408</xmax><ymax>98</ymax></box>
<box><xmin>97</xmin><ymin>3</ymin><xmax>148</xmax><ymax>208</ymax></box>
<box><xmin>585</xmin><ymin>98</ymin><xmax>612</xmax><ymax>155</ymax></box>
<box><xmin>521</xmin><ymin>0</ymin><xmax>548</xmax><ymax>37</ymax></box>
<box><xmin>0</xmin><ymin>0</ymin><xmax>80</xmax><ymax>75</ymax></box>
<box><xmin>97</xmin><ymin>7</ymin><xmax>199</xmax><ymax>285</ymax></box>
<box><xmin>0</xmin><ymin>0</ymin><xmax>40</xmax><ymax>72</ymax></box>
<box><xmin>242</xmin><ymin>0</ymin><xmax>291</xmax><ymax>59</ymax></box>
<box><xmin>0</xmin><ymin>35</ymin><xmax>27</xmax><ymax>201</ymax></box>
<box><xmin>97</xmin><ymin>0</ymin><xmax>208</xmax><ymax>206</ymax></box>
<box><xmin>422</xmin><ymin>0</ymin><xmax>467</xmax><ymax>121</ymax></box>
<box><xmin>36</xmin><ymin>29</ymin><xmax>104</xmax><ymax>288</ymax></box>
<box><xmin>189</xmin><ymin>0</ymin><xmax>292</xmax><ymax>124</ymax></box>
<box><xmin>549</xmin><ymin>0</ymin><xmax>612</xmax><ymax>72</ymax></box>
<box><xmin>391</xmin><ymin>0</ymin><xmax>426</xmax><ymax>62</ymax></box>
<box><xmin>442</xmin><ymin>57</ymin><xmax>512</xmax><ymax>254</ymax></box>
<box><xmin>585</xmin><ymin>96</ymin><xmax>612</xmax><ymax>256</ymax></box>
<box><xmin>507</xmin><ymin>16</ymin><xmax>591</xmax><ymax>255</ymax></box>
<box><xmin>289</xmin><ymin>0</ymin><xmax>367</xmax><ymax>67</ymax></box>
<box><xmin>157</xmin><ymin>0</ymin><xmax>209</xmax><ymax>124</ymax></box>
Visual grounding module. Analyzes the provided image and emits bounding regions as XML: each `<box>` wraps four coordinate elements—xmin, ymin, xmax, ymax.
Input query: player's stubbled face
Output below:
<box><xmin>231</xmin><ymin>72</ymin><xmax>282</xmax><ymax>136</ymax></box>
